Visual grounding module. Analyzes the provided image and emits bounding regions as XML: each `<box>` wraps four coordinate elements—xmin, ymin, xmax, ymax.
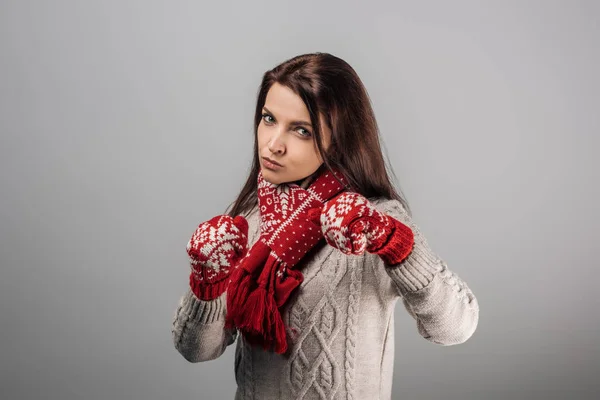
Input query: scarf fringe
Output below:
<box><xmin>241</xmin><ymin>289</ymin><xmax>288</xmax><ymax>354</ymax></box>
<box><xmin>240</xmin><ymin>285</ymin><xmax>268</xmax><ymax>332</ymax></box>
<box><xmin>225</xmin><ymin>241</ymin><xmax>272</xmax><ymax>329</ymax></box>
<box><xmin>224</xmin><ymin>273</ymin><xmax>252</xmax><ymax>328</ymax></box>
<box><xmin>273</xmin><ymin>310</ymin><xmax>287</xmax><ymax>353</ymax></box>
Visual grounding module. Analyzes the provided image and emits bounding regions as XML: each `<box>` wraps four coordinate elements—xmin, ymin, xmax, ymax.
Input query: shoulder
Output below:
<box><xmin>242</xmin><ymin>203</ymin><xmax>259</xmax><ymax>220</ymax></box>
<box><xmin>369</xmin><ymin>197</ymin><xmax>408</xmax><ymax>219</ymax></box>
<box><xmin>368</xmin><ymin>197</ymin><xmax>418</xmax><ymax>232</ymax></box>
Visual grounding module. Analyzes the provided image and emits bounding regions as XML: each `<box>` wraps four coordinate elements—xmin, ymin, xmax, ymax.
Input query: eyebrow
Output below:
<box><xmin>262</xmin><ymin>106</ymin><xmax>312</xmax><ymax>127</ymax></box>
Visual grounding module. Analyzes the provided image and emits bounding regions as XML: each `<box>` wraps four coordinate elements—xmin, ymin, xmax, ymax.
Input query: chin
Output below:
<box><xmin>261</xmin><ymin>170</ymin><xmax>283</xmax><ymax>184</ymax></box>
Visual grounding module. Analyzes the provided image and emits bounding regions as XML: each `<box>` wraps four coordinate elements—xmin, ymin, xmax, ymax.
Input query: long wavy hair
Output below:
<box><xmin>224</xmin><ymin>52</ymin><xmax>412</xmax><ymax>218</ymax></box>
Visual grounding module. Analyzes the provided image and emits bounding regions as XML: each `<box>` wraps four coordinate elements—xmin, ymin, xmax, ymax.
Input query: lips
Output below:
<box><xmin>263</xmin><ymin>157</ymin><xmax>283</xmax><ymax>167</ymax></box>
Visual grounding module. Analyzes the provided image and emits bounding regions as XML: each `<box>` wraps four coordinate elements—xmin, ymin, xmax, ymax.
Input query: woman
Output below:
<box><xmin>172</xmin><ymin>52</ymin><xmax>479</xmax><ymax>399</ymax></box>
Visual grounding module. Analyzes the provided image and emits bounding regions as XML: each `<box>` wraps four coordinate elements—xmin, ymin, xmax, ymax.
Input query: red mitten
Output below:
<box><xmin>186</xmin><ymin>215</ymin><xmax>249</xmax><ymax>301</ymax></box>
<box><xmin>314</xmin><ymin>192</ymin><xmax>414</xmax><ymax>266</ymax></box>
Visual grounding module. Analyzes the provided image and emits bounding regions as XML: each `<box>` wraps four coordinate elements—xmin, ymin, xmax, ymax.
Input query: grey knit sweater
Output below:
<box><xmin>172</xmin><ymin>198</ymin><xmax>479</xmax><ymax>399</ymax></box>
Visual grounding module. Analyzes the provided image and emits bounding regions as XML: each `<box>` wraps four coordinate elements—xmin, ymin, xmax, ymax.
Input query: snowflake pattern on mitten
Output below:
<box><xmin>319</xmin><ymin>192</ymin><xmax>390</xmax><ymax>255</ymax></box>
<box><xmin>186</xmin><ymin>215</ymin><xmax>249</xmax><ymax>300</ymax></box>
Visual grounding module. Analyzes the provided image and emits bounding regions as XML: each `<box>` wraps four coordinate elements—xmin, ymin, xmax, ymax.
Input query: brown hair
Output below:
<box><xmin>225</xmin><ymin>52</ymin><xmax>412</xmax><ymax>218</ymax></box>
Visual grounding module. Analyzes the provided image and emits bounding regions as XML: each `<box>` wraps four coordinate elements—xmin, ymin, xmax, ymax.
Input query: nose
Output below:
<box><xmin>267</xmin><ymin>131</ymin><xmax>285</xmax><ymax>155</ymax></box>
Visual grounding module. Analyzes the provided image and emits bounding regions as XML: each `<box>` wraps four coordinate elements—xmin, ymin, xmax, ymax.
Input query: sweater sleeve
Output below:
<box><xmin>172</xmin><ymin>206</ymin><xmax>260</xmax><ymax>362</ymax></box>
<box><xmin>371</xmin><ymin>198</ymin><xmax>479</xmax><ymax>346</ymax></box>
<box><xmin>171</xmin><ymin>289</ymin><xmax>238</xmax><ymax>362</ymax></box>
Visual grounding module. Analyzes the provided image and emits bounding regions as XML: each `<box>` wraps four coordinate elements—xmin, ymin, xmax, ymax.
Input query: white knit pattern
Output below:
<box><xmin>320</xmin><ymin>192</ymin><xmax>390</xmax><ymax>255</ymax></box>
<box><xmin>187</xmin><ymin>215</ymin><xmax>246</xmax><ymax>281</ymax></box>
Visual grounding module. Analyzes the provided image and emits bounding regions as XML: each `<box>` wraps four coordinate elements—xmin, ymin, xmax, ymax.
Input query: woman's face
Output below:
<box><xmin>257</xmin><ymin>82</ymin><xmax>331</xmax><ymax>185</ymax></box>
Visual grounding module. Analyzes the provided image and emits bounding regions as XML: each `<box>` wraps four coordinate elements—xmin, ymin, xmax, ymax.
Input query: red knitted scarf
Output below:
<box><xmin>224</xmin><ymin>166</ymin><xmax>348</xmax><ymax>354</ymax></box>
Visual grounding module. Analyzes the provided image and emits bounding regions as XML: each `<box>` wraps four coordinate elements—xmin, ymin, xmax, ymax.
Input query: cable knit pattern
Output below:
<box><xmin>285</xmin><ymin>251</ymin><xmax>346</xmax><ymax>399</ymax></box>
<box><xmin>172</xmin><ymin>198</ymin><xmax>479</xmax><ymax>399</ymax></box>
<box><xmin>344</xmin><ymin>257</ymin><xmax>363</xmax><ymax>400</ymax></box>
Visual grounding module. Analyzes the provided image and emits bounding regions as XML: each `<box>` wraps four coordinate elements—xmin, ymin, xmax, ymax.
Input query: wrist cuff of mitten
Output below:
<box><xmin>370</xmin><ymin>217</ymin><xmax>415</xmax><ymax>265</ymax></box>
<box><xmin>189</xmin><ymin>272</ymin><xmax>230</xmax><ymax>302</ymax></box>
<box><xmin>181</xmin><ymin>288</ymin><xmax>227</xmax><ymax>324</ymax></box>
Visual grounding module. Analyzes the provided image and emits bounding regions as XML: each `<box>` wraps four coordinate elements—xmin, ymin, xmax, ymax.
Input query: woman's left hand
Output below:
<box><xmin>308</xmin><ymin>192</ymin><xmax>415</xmax><ymax>265</ymax></box>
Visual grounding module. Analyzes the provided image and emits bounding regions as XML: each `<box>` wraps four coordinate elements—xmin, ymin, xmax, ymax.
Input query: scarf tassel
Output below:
<box><xmin>224</xmin><ymin>241</ymin><xmax>287</xmax><ymax>356</ymax></box>
<box><xmin>224</xmin><ymin>273</ymin><xmax>252</xmax><ymax>328</ymax></box>
<box><xmin>238</xmin><ymin>256</ymin><xmax>288</xmax><ymax>353</ymax></box>
<box><xmin>225</xmin><ymin>242</ymin><xmax>271</xmax><ymax>330</ymax></box>
<box><xmin>239</xmin><ymin>276</ymin><xmax>270</xmax><ymax>333</ymax></box>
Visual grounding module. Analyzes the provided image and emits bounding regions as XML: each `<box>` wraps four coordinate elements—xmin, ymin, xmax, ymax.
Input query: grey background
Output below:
<box><xmin>1</xmin><ymin>0</ymin><xmax>598</xmax><ymax>399</ymax></box>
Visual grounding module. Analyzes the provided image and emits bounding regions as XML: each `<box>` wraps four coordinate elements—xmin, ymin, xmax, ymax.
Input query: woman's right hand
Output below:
<box><xmin>186</xmin><ymin>214</ymin><xmax>249</xmax><ymax>301</ymax></box>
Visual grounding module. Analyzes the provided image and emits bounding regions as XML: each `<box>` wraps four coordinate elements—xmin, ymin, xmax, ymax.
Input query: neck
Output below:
<box><xmin>295</xmin><ymin>174</ymin><xmax>315</xmax><ymax>189</ymax></box>
<box><xmin>296</xmin><ymin>164</ymin><xmax>325</xmax><ymax>189</ymax></box>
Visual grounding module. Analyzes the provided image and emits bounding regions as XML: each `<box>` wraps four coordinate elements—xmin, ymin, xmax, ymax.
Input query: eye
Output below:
<box><xmin>261</xmin><ymin>113</ymin><xmax>274</xmax><ymax>124</ymax></box>
<box><xmin>296</xmin><ymin>127</ymin><xmax>312</xmax><ymax>138</ymax></box>
<box><xmin>261</xmin><ymin>112</ymin><xmax>312</xmax><ymax>138</ymax></box>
